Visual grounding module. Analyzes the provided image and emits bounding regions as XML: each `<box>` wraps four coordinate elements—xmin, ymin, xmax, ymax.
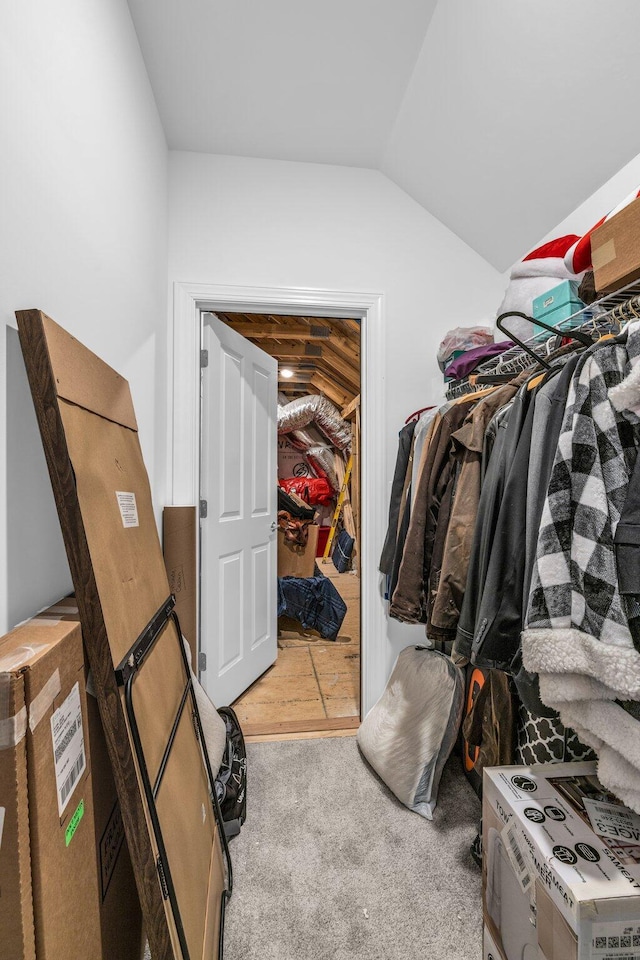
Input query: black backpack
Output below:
<box><xmin>215</xmin><ymin>706</ymin><xmax>247</xmax><ymax>839</ymax></box>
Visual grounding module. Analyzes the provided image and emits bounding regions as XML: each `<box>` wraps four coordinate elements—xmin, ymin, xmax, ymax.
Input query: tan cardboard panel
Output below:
<box><xmin>128</xmin><ymin>620</ymin><xmax>186</xmax><ymax>783</ymax></box>
<box><xmin>24</xmin><ymin>629</ymin><xmax>102</xmax><ymax>960</ymax></box>
<box><xmin>163</xmin><ymin>507</ymin><xmax>198</xmax><ymax>670</ymax></box>
<box><xmin>59</xmin><ymin>400</ymin><xmax>169</xmax><ymax>663</ymax></box>
<box><xmin>203</xmin><ymin>832</ymin><xmax>226</xmax><ymax>960</ymax></box>
<box><xmin>0</xmin><ymin>672</ymin><xmax>35</xmax><ymax>960</ymax></box>
<box><xmin>17</xmin><ymin>310</ymin><xmax>228</xmax><ymax>960</ymax></box>
<box><xmin>43</xmin><ymin>314</ymin><xmax>138</xmax><ymax>432</ymax></box>
<box><xmin>154</xmin><ymin>707</ymin><xmax>220</xmax><ymax>960</ymax></box>
<box><xmin>592</xmin><ymin>195</ymin><xmax>640</xmax><ymax>293</ymax></box>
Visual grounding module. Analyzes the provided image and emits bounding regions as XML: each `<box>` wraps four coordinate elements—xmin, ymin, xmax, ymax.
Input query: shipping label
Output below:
<box><xmin>50</xmin><ymin>682</ymin><xmax>86</xmax><ymax>816</ymax></box>
<box><xmin>115</xmin><ymin>491</ymin><xmax>139</xmax><ymax>528</ymax></box>
<box><xmin>591</xmin><ymin>919</ymin><xmax>640</xmax><ymax>960</ymax></box>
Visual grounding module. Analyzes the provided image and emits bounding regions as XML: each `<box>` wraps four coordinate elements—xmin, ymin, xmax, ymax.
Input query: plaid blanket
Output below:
<box><xmin>523</xmin><ymin>323</ymin><xmax>640</xmax><ymax>811</ymax></box>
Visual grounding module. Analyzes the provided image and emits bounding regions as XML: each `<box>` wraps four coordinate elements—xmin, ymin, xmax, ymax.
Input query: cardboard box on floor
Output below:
<box><xmin>278</xmin><ymin>525</ymin><xmax>319</xmax><ymax>578</ymax></box>
<box><xmin>163</xmin><ymin>506</ymin><xmax>198</xmax><ymax>669</ymax></box>
<box><xmin>483</xmin><ymin>761</ymin><xmax>640</xmax><ymax>960</ymax></box>
<box><xmin>592</xmin><ymin>195</ymin><xmax>640</xmax><ymax>293</ymax></box>
<box><xmin>0</xmin><ymin>600</ymin><xmax>143</xmax><ymax>960</ymax></box>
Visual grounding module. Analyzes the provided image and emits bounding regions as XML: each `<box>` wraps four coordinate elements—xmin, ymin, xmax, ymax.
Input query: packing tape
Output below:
<box><xmin>0</xmin><ymin>647</ymin><xmax>52</xmax><ymax>748</ymax></box>
<box><xmin>47</xmin><ymin>604</ymin><xmax>79</xmax><ymax>615</ymax></box>
<box><xmin>11</xmin><ymin>615</ymin><xmax>62</xmax><ymax>629</ymax></box>
<box><xmin>0</xmin><ymin>643</ymin><xmax>49</xmax><ymax>673</ymax></box>
<box><xmin>0</xmin><ymin>706</ymin><xmax>27</xmax><ymax>749</ymax></box>
<box><xmin>23</xmin><ymin>617</ymin><xmax>63</xmax><ymax>627</ymax></box>
<box><xmin>592</xmin><ymin>238</ymin><xmax>616</xmax><ymax>271</ymax></box>
<box><xmin>29</xmin><ymin>668</ymin><xmax>61</xmax><ymax>732</ymax></box>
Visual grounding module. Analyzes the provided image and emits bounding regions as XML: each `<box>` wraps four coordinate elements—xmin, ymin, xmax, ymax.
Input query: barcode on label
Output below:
<box><xmin>502</xmin><ymin>823</ymin><xmax>532</xmax><ymax>893</ymax></box>
<box><xmin>60</xmin><ymin>749</ymin><xmax>85</xmax><ymax>807</ymax></box>
<box><xmin>55</xmin><ymin>719</ymin><xmax>78</xmax><ymax>764</ymax></box>
<box><xmin>592</xmin><ymin>923</ymin><xmax>640</xmax><ymax>959</ymax></box>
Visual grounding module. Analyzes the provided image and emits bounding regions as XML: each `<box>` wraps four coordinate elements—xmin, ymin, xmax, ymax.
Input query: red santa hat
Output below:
<box><xmin>511</xmin><ymin>234</ymin><xmax>582</xmax><ymax>281</ymax></box>
<box><xmin>563</xmin><ymin>186</ymin><xmax>640</xmax><ymax>275</ymax></box>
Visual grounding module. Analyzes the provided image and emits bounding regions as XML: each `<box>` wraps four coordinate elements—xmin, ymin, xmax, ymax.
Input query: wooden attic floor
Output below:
<box><xmin>232</xmin><ymin>565</ymin><xmax>360</xmax><ymax>735</ymax></box>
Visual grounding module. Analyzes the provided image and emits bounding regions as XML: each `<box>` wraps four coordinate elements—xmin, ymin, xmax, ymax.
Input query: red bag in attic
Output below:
<box><xmin>279</xmin><ymin>477</ymin><xmax>334</xmax><ymax>507</ymax></box>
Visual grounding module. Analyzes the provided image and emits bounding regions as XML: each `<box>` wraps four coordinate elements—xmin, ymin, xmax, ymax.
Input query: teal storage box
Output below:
<box><xmin>533</xmin><ymin>280</ymin><xmax>583</xmax><ymax>337</ymax></box>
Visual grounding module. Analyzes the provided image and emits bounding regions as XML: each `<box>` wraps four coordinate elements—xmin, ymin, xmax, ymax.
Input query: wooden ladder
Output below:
<box><xmin>322</xmin><ymin>454</ymin><xmax>353</xmax><ymax>562</ymax></box>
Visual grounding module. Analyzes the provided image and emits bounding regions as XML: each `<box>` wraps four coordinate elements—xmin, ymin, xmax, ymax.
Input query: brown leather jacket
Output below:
<box><xmin>428</xmin><ymin>377</ymin><xmax>527</xmax><ymax>639</ymax></box>
<box><xmin>390</xmin><ymin>399</ymin><xmax>474</xmax><ymax>623</ymax></box>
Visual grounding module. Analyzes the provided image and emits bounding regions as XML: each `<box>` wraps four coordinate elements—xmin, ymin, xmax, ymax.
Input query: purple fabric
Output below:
<box><xmin>445</xmin><ymin>341</ymin><xmax>512</xmax><ymax>380</ymax></box>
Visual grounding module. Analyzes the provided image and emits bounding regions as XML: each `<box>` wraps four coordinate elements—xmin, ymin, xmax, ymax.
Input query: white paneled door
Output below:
<box><xmin>200</xmin><ymin>314</ymin><xmax>278</xmax><ymax>706</ymax></box>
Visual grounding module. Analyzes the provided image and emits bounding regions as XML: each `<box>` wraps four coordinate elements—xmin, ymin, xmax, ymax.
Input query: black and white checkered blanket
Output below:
<box><xmin>523</xmin><ymin>325</ymin><xmax>640</xmax><ymax>812</ymax></box>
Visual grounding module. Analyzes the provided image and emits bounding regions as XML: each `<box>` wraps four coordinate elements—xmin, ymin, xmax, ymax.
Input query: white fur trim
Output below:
<box><xmin>539</xmin><ymin>672</ymin><xmax>622</xmax><ymax>705</ymax></box>
<box><xmin>510</xmin><ymin>257</ymin><xmax>579</xmax><ymax>281</ymax></box>
<box><xmin>555</xmin><ymin>712</ymin><xmax>640</xmax><ymax>813</ymax></box>
<box><xmin>563</xmin><ymin>240</ymin><xmax>580</xmax><ymax>275</ymax></box>
<box><xmin>522</xmin><ymin>627</ymin><xmax>640</xmax><ymax>700</ymax></box>
<box><xmin>558</xmin><ymin>700</ymin><xmax>640</xmax><ymax>772</ymax></box>
<box><xmin>611</xmin><ymin>357</ymin><xmax>640</xmax><ymax>415</ymax></box>
<box><xmin>596</xmin><ymin>747</ymin><xmax>640</xmax><ymax>815</ymax></box>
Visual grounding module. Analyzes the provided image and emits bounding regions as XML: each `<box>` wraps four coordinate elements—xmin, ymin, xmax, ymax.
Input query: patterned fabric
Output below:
<box><xmin>277</xmin><ymin>575</ymin><xmax>346</xmax><ymax>641</ymax></box>
<box><xmin>515</xmin><ymin>704</ymin><xmax>596</xmax><ymax>766</ymax></box>
<box><xmin>523</xmin><ymin>323</ymin><xmax>640</xmax><ymax>812</ymax></box>
<box><xmin>524</xmin><ymin>330</ymin><xmax>640</xmax><ymax>696</ymax></box>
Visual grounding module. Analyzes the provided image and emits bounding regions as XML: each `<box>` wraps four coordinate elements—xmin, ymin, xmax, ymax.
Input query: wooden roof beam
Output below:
<box><xmin>226</xmin><ymin>323</ymin><xmax>331</xmax><ymax>340</ymax></box>
<box><xmin>315</xmin><ymin>351</ymin><xmax>359</xmax><ymax>390</ymax></box>
<box><xmin>278</xmin><ymin>370</ymin><xmax>314</xmax><ymax>383</ymax></box>
<box><xmin>341</xmin><ymin>394</ymin><xmax>361</xmax><ymax>420</ymax></box>
<box><xmin>310</xmin><ymin>372</ymin><xmax>352</xmax><ymax>408</ymax></box>
<box><xmin>256</xmin><ymin>342</ymin><xmax>323</xmax><ymax>359</ymax></box>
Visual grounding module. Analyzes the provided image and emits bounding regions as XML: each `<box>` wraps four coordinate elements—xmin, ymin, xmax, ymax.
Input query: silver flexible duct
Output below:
<box><xmin>278</xmin><ymin>395</ymin><xmax>351</xmax><ymax>451</ymax></box>
<box><xmin>286</xmin><ymin>426</ymin><xmax>339</xmax><ymax>491</ymax></box>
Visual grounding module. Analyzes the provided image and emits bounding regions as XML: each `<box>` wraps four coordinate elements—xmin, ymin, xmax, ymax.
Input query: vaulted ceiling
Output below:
<box><xmin>128</xmin><ymin>0</ymin><xmax>640</xmax><ymax>271</ymax></box>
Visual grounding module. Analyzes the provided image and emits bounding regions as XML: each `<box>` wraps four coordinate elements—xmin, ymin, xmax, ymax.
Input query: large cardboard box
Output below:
<box><xmin>278</xmin><ymin>525</ymin><xmax>320</xmax><ymax>578</ymax></box>
<box><xmin>592</xmin><ymin>195</ymin><xmax>640</xmax><ymax>293</ymax></box>
<box><xmin>163</xmin><ymin>505</ymin><xmax>198</xmax><ymax>669</ymax></box>
<box><xmin>0</xmin><ymin>601</ymin><xmax>142</xmax><ymax>960</ymax></box>
<box><xmin>483</xmin><ymin>761</ymin><xmax>640</xmax><ymax>960</ymax></box>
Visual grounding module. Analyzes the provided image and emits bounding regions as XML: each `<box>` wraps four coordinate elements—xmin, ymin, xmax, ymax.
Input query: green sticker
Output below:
<box><xmin>65</xmin><ymin>799</ymin><xmax>84</xmax><ymax>847</ymax></box>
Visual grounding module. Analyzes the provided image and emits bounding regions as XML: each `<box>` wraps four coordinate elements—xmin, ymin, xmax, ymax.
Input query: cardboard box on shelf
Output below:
<box><xmin>592</xmin><ymin>195</ymin><xmax>640</xmax><ymax>293</ymax></box>
<box><xmin>278</xmin><ymin>525</ymin><xmax>320</xmax><ymax>578</ymax></box>
<box><xmin>0</xmin><ymin>601</ymin><xmax>143</xmax><ymax>960</ymax></box>
<box><xmin>483</xmin><ymin>761</ymin><xmax>640</xmax><ymax>960</ymax></box>
<box><xmin>163</xmin><ymin>505</ymin><xmax>198</xmax><ymax>669</ymax></box>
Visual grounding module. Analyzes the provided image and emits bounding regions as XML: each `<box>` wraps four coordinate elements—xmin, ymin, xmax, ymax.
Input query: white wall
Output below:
<box><xmin>537</xmin><ymin>151</ymin><xmax>640</xmax><ymax>253</ymax></box>
<box><xmin>168</xmin><ymin>151</ymin><xmax>505</xmax><ymax>689</ymax></box>
<box><xmin>0</xmin><ymin>0</ymin><xmax>168</xmax><ymax>633</ymax></box>
<box><xmin>383</xmin><ymin>0</ymin><xmax>640</xmax><ymax>273</ymax></box>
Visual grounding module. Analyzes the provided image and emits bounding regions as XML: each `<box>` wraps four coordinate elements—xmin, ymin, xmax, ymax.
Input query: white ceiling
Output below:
<box><xmin>126</xmin><ymin>0</ymin><xmax>438</xmax><ymax>167</ymax></box>
<box><xmin>128</xmin><ymin>0</ymin><xmax>640</xmax><ymax>270</ymax></box>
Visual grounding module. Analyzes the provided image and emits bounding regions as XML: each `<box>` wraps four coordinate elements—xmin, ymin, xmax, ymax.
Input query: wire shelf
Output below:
<box><xmin>445</xmin><ymin>279</ymin><xmax>640</xmax><ymax>400</ymax></box>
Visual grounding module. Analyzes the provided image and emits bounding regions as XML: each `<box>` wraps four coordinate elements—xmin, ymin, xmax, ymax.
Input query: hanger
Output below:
<box><xmin>405</xmin><ymin>405</ymin><xmax>435</xmax><ymax>424</ymax></box>
<box><xmin>496</xmin><ymin>311</ymin><xmax>595</xmax><ymax>372</ymax></box>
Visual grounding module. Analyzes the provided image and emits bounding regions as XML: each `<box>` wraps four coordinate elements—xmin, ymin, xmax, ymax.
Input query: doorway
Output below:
<box><xmin>201</xmin><ymin>311</ymin><xmax>361</xmax><ymax>736</ymax></box>
<box><xmin>169</xmin><ymin>281</ymin><xmax>386</xmax><ymax>722</ymax></box>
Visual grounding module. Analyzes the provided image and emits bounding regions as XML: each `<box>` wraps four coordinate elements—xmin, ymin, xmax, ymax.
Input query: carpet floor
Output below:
<box><xmin>223</xmin><ymin>736</ymin><xmax>483</xmax><ymax>960</ymax></box>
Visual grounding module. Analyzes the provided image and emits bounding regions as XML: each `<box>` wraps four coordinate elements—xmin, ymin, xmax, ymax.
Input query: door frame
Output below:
<box><xmin>170</xmin><ymin>281</ymin><xmax>386</xmax><ymax>718</ymax></box>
